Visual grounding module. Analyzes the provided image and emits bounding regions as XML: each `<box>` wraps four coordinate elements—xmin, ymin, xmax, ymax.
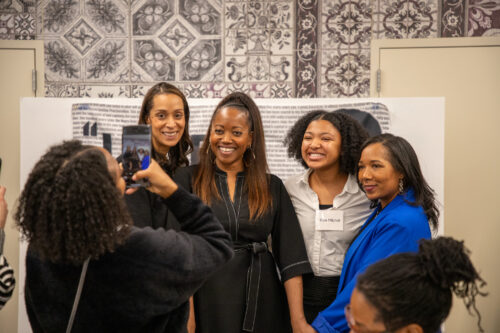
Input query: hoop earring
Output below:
<box><xmin>398</xmin><ymin>179</ymin><xmax>404</xmax><ymax>194</ymax></box>
<box><xmin>206</xmin><ymin>146</ymin><xmax>217</xmax><ymax>164</ymax></box>
<box><xmin>243</xmin><ymin>147</ymin><xmax>255</xmax><ymax>168</ymax></box>
<box><xmin>247</xmin><ymin>146</ymin><xmax>256</xmax><ymax>160</ymax></box>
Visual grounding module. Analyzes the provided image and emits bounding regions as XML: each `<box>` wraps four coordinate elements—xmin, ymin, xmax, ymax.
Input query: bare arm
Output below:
<box><xmin>0</xmin><ymin>186</ymin><xmax>7</xmax><ymax>253</ymax></box>
<box><xmin>0</xmin><ymin>186</ymin><xmax>14</xmax><ymax>310</ymax></box>
<box><xmin>187</xmin><ymin>297</ymin><xmax>196</xmax><ymax>333</ymax></box>
<box><xmin>284</xmin><ymin>276</ymin><xmax>317</xmax><ymax>333</ymax></box>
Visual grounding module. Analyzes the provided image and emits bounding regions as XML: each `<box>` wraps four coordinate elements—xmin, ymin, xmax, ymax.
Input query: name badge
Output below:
<box><xmin>315</xmin><ymin>209</ymin><xmax>344</xmax><ymax>231</ymax></box>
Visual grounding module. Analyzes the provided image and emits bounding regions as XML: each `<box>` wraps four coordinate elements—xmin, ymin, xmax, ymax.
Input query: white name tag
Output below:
<box><xmin>315</xmin><ymin>209</ymin><xmax>344</xmax><ymax>231</ymax></box>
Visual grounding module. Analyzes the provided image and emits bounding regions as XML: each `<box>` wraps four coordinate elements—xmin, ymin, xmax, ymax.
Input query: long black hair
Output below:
<box><xmin>284</xmin><ymin>110</ymin><xmax>369</xmax><ymax>174</ymax></box>
<box><xmin>193</xmin><ymin>92</ymin><xmax>271</xmax><ymax>219</ymax></box>
<box><xmin>138</xmin><ymin>82</ymin><xmax>193</xmax><ymax>173</ymax></box>
<box><xmin>358</xmin><ymin>133</ymin><xmax>439</xmax><ymax>229</ymax></box>
<box><xmin>15</xmin><ymin>140</ymin><xmax>131</xmax><ymax>264</ymax></box>
<box><xmin>356</xmin><ymin>237</ymin><xmax>487</xmax><ymax>333</ymax></box>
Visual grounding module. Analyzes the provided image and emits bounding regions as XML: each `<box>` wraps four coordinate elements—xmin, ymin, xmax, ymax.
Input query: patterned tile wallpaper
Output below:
<box><xmin>1</xmin><ymin>0</ymin><xmax>499</xmax><ymax>98</ymax></box>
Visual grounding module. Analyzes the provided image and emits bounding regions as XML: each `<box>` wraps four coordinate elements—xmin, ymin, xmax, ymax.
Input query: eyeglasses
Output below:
<box><xmin>344</xmin><ymin>305</ymin><xmax>390</xmax><ymax>333</ymax></box>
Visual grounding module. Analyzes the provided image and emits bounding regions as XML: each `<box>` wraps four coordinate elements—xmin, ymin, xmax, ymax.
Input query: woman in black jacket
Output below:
<box><xmin>124</xmin><ymin>82</ymin><xmax>193</xmax><ymax>229</ymax></box>
<box><xmin>16</xmin><ymin>140</ymin><xmax>232</xmax><ymax>332</ymax></box>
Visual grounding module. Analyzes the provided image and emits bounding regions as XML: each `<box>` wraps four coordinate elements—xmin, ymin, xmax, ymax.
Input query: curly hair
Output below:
<box><xmin>356</xmin><ymin>237</ymin><xmax>487</xmax><ymax>333</ymax></box>
<box><xmin>193</xmin><ymin>92</ymin><xmax>271</xmax><ymax>219</ymax></box>
<box><xmin>284</xmin><ymin>110</ymin><xmax>369</xmax><ymax>175</ymax></box>
<box><xmin>359</xmin><ymin>133</ymin><xmax>440</xmax><ymax>229</ymax></box>
<box><xmin>138</xmin><ymin>82</ymin><xmax>193</xmax><ymax>173</ymax></box>
<box><xmin>15</xmin><ymin>140</ymin><xmax>131</xmax><ymax>265</ymax></box>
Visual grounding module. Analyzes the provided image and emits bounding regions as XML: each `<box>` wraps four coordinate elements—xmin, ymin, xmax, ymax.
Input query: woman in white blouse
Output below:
<box><xmin>284</xmin><ymin>110</ymin><xmax>371</xmax><ymax>323</ymax></box>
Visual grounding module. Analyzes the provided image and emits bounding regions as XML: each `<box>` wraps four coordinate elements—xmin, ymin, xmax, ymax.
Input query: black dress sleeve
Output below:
<box><xmin>269</xmin><ymin>175</ymin><xmax>312</xmax><ymax>282</ymax></box>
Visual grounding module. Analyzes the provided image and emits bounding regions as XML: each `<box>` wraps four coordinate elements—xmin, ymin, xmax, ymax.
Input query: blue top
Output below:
<box><xmin>141</xmin><ymin>155</ymin><xmax>150</xmax><ymax>170</ymax></box>
<box><xmin>312</xmin><ymin>190</ymin><xmax>432</xmax><ymax>333</ymax></box>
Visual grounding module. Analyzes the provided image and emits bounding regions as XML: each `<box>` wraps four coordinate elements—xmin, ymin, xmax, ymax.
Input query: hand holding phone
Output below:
<box><xmin>126</xmin><ymin>159</ymin><xmax>178</xmax><ymax>198</ymax></box>
<box><xmin>122</xmin><ymin>125</ymin><xmax>152</xmax><ymax>188</ymax></box>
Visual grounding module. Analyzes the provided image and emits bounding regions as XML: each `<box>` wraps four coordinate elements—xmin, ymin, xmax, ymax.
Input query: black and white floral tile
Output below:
<box><xmin>1</xmin><ymin>0</ymin><xmax>499</xmax><ymax>98</ymax></box>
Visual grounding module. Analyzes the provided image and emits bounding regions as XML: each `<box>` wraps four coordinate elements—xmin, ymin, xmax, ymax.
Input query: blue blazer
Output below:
<box><xmin>312</xmin><ymin>190</ymin><xmax>432</xmax><ymax>333</ymax></box>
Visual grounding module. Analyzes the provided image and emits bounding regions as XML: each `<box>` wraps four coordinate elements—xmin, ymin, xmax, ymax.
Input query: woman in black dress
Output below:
<box><xmin>170</xmin><ymin>92</ymin><xmax>314</xmax><ymax>333</ymax></box>
<box><xmin>124</xmin><ymin>82</ymin><xmax>193</xmax><ymax>229</ymax></box>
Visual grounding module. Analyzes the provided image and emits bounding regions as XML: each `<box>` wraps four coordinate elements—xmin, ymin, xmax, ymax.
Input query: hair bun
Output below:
<box><xmin>418</xmin><ymin>237</ymin><xmax>487</xmax><ymax>332</ymax></box>
<box><xmin>417</xmin><ymin>237</ymin><xmax>475</xmax><ymax>290</ymax></box>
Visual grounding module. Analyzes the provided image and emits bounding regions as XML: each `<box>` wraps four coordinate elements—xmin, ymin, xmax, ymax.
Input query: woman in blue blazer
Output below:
<box><xmin>312</xmin><ymin>133</ymin><xmax>439</xmax><ymax>333</ymax></box>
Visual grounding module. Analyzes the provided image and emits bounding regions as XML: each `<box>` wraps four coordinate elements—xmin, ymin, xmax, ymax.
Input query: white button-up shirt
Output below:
<box><xmin>285</xmin><ymin>169</ymin><xmax>372</xmax><ymax>276</ymax></box>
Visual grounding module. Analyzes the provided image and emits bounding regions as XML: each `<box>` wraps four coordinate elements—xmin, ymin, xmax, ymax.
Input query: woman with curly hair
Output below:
<box><xmin>283</xmin><ymin>110</ymin><xmax>372</xmax><ymax>323</ymax></box>
<box><xmin>313</xmin><ymin>133</ymin><xmax>439</xmax><ymax>333</ymax></box>
<box><xmin>347</xmin><ymin>237</ymin><xmax>486</xmax><ymax>333</ymax></box>
<box><xmin>124</xmin><ymin>82</ymin><xmax>194</xmax><ymax>229</ymax></box>
<box><xmin>169</xmin><ymin>92</ymin><xmax>313</xmax><ymax>333</ymax></box>
<box><xmin>16</xmin><ymin>140</ymin><xmax>232</xmax><ymax>332</ymax></box>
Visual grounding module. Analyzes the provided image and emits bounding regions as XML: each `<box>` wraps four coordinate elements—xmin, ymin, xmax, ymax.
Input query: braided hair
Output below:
<box><xmin>15</xmin><ymin>140</ymin><xmax>131</xmax><ymax>265</ymax></box>
<box><xmin>356</xmin><ymin>237</ymin><xmax>487</xmax><ymax>333</ymax></box>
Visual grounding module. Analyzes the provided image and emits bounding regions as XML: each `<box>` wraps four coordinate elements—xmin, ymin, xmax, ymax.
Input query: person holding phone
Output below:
<box><xmin>123</xmin><ymin>82</ymin><xmax>193</xmax><ymax>229</ymax></box>
<box><xmin>283</xmin><ymin>110</ymin><xmax>371</xmax><ymax>323</ymax></box>
<box><xmin>312</xmin><ymin>134</ymin><xmax>439</xmax><ymax>333</ymax></box>
<box><xmin>16</xmin><ymin>140</ymin><xmax>232</xmax><ymax>332</ymax></box>
<box><xmin>0</xmin><ymin>185</ymin><xmax>15</xmax><ymax>311</ymax></box>
<box><xmin>170</xmin><ymin>92</ymin><xmax>313</xmax><ymax>333</ymax></box>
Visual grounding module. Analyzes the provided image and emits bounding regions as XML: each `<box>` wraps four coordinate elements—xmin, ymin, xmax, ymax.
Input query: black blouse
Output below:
<box><xmin>171</xmin><ymin>165</ymin><xmax>312</xmax><ymax>281</ymax></box>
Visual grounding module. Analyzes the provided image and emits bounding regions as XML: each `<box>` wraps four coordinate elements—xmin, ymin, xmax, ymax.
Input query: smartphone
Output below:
<box><xmin>103</xmin><ymin>133</ymin><xmax>112</xmax><ymax>154</ymax></box>
<box><xmin>122</xmin><ymin>125</ymin><xmax>151</xmax><ymax>188</ymax></box>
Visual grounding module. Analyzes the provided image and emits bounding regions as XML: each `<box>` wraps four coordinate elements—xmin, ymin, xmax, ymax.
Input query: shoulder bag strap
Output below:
<box><xmin>66</xmin><ymin>257</ymin><xmax>90</xmax><ymax>333</ymax></box>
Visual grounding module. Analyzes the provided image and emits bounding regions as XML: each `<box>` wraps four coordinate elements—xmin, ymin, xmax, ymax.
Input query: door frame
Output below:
<box><xmin>0</xmin><ymin>40</ymin><xmax>44</xmax><ymax>97</ymax></box>
<box><xmin>370</xmin><ymin>37</ymin><xmax>500</xmax><ymax>97</ymax></box>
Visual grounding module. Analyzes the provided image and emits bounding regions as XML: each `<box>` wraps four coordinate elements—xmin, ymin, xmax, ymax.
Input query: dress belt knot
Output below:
<box><xmin>237</xmin><ymin>241</ymin><xmax>267</xmax><ymax>332</ymax></box>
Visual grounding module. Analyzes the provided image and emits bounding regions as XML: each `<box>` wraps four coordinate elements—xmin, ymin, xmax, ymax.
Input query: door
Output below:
<box><xmin>370</xmin><ymin>37</ymin><xmax>500</xmax><ymax>332</ymax></box>
<box><xmin>0</xmin><ymin>40</ymin><xmax>44</xmax><ymax>333</ymax></box>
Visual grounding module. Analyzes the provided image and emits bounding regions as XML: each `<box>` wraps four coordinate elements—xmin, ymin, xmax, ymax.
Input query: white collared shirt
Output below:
<box><xmin>285</xmin><ymin>169</ymin><xmax>372</xmax><ymax>276</ymax></box>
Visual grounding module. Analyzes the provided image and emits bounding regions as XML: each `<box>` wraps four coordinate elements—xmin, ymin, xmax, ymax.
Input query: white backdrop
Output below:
<box><xmin>18</xmin><ymin>97</ymin><xmax>444</xmax><ymax>332</ymax></box>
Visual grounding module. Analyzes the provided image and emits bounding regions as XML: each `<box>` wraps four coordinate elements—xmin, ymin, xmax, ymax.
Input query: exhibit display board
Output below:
<box><xmin>18</xmin><ymin>97</ymin><xmax>443</xmax><ymax>332</ymax></box>
<box><xmin>70</xmin><ymin>100</ymin><xmax>390</xmax><ymax>180</ymax></box>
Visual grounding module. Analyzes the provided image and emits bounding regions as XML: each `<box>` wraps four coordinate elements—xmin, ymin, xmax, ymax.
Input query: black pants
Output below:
<box><xmin>302</xmin><ymin>273</ymin><xmax>340</xmax><ymax>324</ymax></box>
